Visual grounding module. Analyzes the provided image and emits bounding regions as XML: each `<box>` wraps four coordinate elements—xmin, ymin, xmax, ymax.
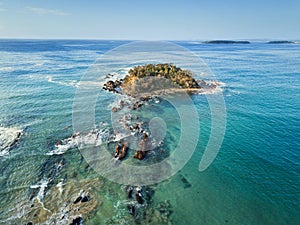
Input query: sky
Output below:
<box><xmin>0</xmin><ymin>0</ymin><xmax>299</xmax><ymax>40</ymax></box>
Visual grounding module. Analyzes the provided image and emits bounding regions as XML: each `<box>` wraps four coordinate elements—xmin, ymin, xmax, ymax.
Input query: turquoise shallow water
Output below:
<box><xmin>0</xmin><ymin>40</ymin><xmax>299</xmax><ymax>224</ymax></box>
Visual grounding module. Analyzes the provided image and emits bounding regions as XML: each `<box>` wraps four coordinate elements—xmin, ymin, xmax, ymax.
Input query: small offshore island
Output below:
<box><xmin>203</xmin><ymin>40</ymin><xmax>251</xmax><ymax>44</ymax></box>
<box><xmin>103</xmin><ymin>63</ymin><xmax>219</xmax><ymax>97</ymax></box>
<box><xmin>266</xmin><ymin>40</ymin><xmax>295</xmax><ymax>44</ymax></box>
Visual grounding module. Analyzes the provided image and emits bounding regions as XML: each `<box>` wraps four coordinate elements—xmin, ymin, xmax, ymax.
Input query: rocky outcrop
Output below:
<box><xmin>134</xmin><ymin>150</ymin><xmax>147</xmax><ymax>160</ymax></box>
<box><xmin>0</xmin><ymin>127</ymin><xmax>22</xmax><ymax>155</ymax></box>
<box><xmin>102</xmin><ymin>79</ymin><xmax>122</xmax><ymax>93</ymax></box>
<box><xmin>118</xmin><ymin>142</ymin><xmax>129</xmax><ymax>160</ymax></box>
<box><xmin>114</xmin><ymin>142</ymin><xmax>129</xmax><ymax>160</ymax></box>
<box><xmin>134</xmin><ymin>133</ymin><xmax>149</xmax><ymax>160</ymax></box>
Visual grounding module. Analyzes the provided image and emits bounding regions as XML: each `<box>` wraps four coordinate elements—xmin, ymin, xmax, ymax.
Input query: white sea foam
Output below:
<box><xmin>30</xmin><ymin>179</ymin><xmax>49</xmax><ymax>202</ymax></box>
<box><xmin>195</xmin><ymin>80</ymin><xmax>226</xmax><ymax>95</ymax></box>
<box><xmin>0</xmin><ymin>127</ymin><xmax>22</xmax><ymax>156</ymax></box>
<box><xmin>46</xmin><ymin>128</ymin><xmax>109</xmax><ymax>155</ymax></box>
<box><xmin>114</xmin><ymin>132</ymin><xmax>131</xmax><ymax>142</ymax></box>
<box><xmin>56</xmin><ymin>179</ymin><xmax>65</xmax><ymax>194</ymax></box>
<box><xmin>30</xmin><ymin>179</ymin><xmax>52</xmax><ymax>213</ymax></box>
<box><xmin>46</xmin><ymin>75</ymin><xmax>79</xmax><ymax>87</ymax></box>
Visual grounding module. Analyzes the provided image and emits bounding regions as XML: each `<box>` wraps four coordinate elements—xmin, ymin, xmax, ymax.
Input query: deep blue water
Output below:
<box><xmin>0</xmin><ymin>39</ymin><xmax>299</xmax><ymax>225</ymax></box>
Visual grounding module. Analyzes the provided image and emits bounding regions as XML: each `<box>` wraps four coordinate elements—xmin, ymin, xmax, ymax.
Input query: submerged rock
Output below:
<box><xmin>26</xmin><ymin>178</ymin><xmax>100</xmax><ymax>225</ymax></box>
<box><xmin>128</xmin><ymin>205</ymin><xmax>136</xmax><ymax>216</ymax></box>
<box><xmin>181</xmin><ymin>175</ymin><xmax>192</xmax><ymax>189</ymax></box>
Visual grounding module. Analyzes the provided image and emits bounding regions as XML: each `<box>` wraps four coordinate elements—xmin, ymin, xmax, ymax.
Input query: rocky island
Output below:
<box><xmin>204</xmin><ymin>40</ymin><xmax>250</xmax><ymax>44</ymax></box>
<box><xmin>267</xmin><ymin>40</ymin><xmax>295</xmax><ymax>44</ymax></box>
<box><xmin>103</xmin><ymin>63</ymin><xmax>219</xmax><ymax>97</ymax></box>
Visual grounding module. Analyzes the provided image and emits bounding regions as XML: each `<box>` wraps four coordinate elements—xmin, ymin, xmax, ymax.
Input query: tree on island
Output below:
<box><xmin>122</xmin><ymin>63</ymin><xmax>200</xmax><ymax>89</ymax></box>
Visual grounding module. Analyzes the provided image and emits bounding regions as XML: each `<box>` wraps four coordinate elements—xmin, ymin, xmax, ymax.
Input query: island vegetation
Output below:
<box><xmin>102</xmin><ymin>63</ymin><xmax>214</xmax><ymax>97</ymax></box>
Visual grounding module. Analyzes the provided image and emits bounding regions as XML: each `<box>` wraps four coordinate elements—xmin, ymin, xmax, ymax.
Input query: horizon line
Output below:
<box><xmin>0</xmin><ymin>37</ymin><xmax>299</xmax><ymax>42</ymax></box>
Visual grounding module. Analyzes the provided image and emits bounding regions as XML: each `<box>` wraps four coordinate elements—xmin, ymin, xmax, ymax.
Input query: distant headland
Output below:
<box><xmin>202</xmin><ymin>40</ymin><xmax>296</xmax><ymax>44</ymax></box>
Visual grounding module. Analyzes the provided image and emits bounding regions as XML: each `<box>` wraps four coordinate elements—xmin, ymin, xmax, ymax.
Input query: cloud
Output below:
<box><xmin>25</xmin><ymin>6</ymin><xmax>70</xmax><ymax>16</ymax></box>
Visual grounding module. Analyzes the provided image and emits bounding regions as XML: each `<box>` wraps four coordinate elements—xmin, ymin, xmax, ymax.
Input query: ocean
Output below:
<box><xmin>0</xmin><ymin>39</ymin><xmax>299</xmax><ymax>225</ymax></box>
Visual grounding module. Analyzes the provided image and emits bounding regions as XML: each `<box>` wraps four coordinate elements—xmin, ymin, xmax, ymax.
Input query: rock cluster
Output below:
<box><xmin>103</xmin><ymin>79</ymin><xmax>122</xmax><ymax>93</ymax></box>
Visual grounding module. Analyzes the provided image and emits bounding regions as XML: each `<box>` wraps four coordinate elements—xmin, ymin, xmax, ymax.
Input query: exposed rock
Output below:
<box><xmin>134</xmin><ymin>150</ymin><xmax>147</xmax><ymax>160</ymax></box>
<box><xmin>111</xmin><ymin>107</ymin><xmax>118</xmax><ymax>112</ymax></box>
<box><xmin>73</xmin><ymin>196</ymin><xmax>82</xmax><ymax>204</ymax></box>
<box><xmin>114</xmin><ymin>143</ymin><xmax>122</xmax><ymax>158</ymax></box>
<box><xmin>118</xmin><ymin>142</ymin><xmax>129</xmax><ymax>160</ymax></box>
<box><xmin>81</xmin><ymin>195</ymin><xmax>90</xmax><ymax>202</ymax></box>
<box><xmin>135</xmin><ymin>189</ymin><xmax>144</xmax><ymax>204</ymax></box>
<box><xmin>70</xmin><ymin>217</ymin><xmax>83</xmax><ymax>225</ymax></box>
<box><xmin>126</xmin><ymin>186</ymin><xmax>133</xmax><ymax>199</ymax></box>
<box><xmin>74</xmin><ymin>191</ymin><xmax>91</xmax><ymax>204</ymax></box>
